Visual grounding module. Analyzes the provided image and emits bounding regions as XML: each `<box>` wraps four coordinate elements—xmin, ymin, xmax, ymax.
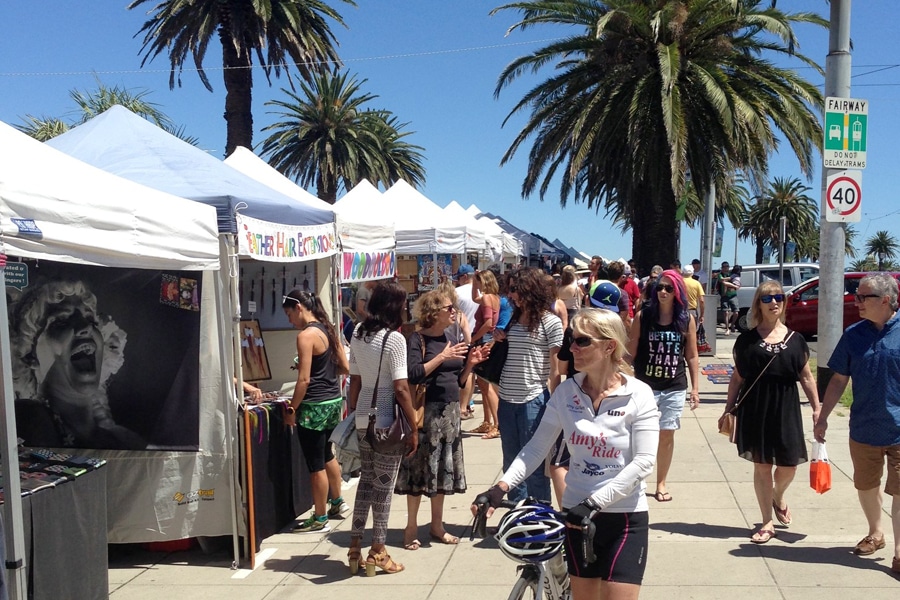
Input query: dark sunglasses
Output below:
<box><xmin>760</xmin><ymin>294</ymin><xmax>785</xmax><ymax>304</ymax></box>
<box><xmin>656</xmin><ymin>284</ymin><xmax>675</xmax><ymax>293</ymax></box>
<box><xmin>572</xmin><ymin>336</ymin><xmax>609</xmax><ymax>348</ymax></box>
<box><xmin>854</xmin><ymin>293</ymin><xmax>881</xmax><ymax>302</ymax></box>
<box><xmin>441</xmin><ymin>304</ymin><xmax>456</xmax><ymax>312</ymax></box>
<box><xmin>508</xmin><ymin>285</ymin><xmax>518</xmax><ymax>293</ymax></box>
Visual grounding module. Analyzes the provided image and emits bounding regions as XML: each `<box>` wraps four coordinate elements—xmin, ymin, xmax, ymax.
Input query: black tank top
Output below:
<box><xmin>303</xmin><ymin>322</ymin><xmax>341</xmax><ymax>402</ymax></box>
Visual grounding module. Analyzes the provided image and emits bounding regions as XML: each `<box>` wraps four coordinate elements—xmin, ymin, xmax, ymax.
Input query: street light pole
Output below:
<box><xmin>817</xmin><ymin>0</ymin><xmax>852</xmax><ymax>396</ymax></box>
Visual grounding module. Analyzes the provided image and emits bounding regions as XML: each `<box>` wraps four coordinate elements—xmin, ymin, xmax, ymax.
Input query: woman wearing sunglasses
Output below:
<box><xmin>718</xmin><ymin>281</ymin><xmax>820</xmax><ymax>544</ymax></box>
<box><xmin>473</xmin><ymin>308</ymin><xmax>659</xmax><ymax>598</ymax></box>
<box><xmin>626</xmin><ymin>269</ymin><xmax>700</xmax><ymax>503</ymax></box>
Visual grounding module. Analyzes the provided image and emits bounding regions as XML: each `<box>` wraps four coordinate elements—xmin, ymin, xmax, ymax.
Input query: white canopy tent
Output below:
<box><xmin>332</xmin><ymin>180</ymin><xmax>396</xmax><ymax>283</ymax></box>
<box><xmin>443</xmin><ymin>201</ymin><xmax>499</xmax><ymax>264</ymax></box>
<box><xmin>464</xmin><ymin>204</ymin><xmax>525</xmax><ymax>261</ymax></box>
<box><xmin>382</xmin><ymin>180</ymin><xmax>466</xmax><ymax>254</ymax></box>
<box><xmin>0</xmin><ymin>120</ymin><xmax>222</xmax><ymax>598</ymax></box>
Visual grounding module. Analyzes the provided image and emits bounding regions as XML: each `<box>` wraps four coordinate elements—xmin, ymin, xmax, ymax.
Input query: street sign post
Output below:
<box><xmin>823</xmin><ymin>97</ymin><xmax>867</xmax><ymax>169</ymax></box>
<box><xmin>825</xmin><ymin>170</ymin><xmax>862</xmax><ymax>222</ymax></box>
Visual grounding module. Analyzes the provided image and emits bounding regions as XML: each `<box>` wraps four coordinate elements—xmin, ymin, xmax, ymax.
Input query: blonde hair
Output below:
<box><xmin>748</xmin><ymin>280</ymin><xmax>786</xmax><ymax>329</ymax></box>
<box><xmin>570</xmin><ymin>308</ymin><xmax>634</xmax><ymax>376</ymax></box>
<box><xmin>476</xmin><ymin>270</ymin><xmax>499</xmax><ymax>295</ymax></box>
<box><xmin>561</xmin><ymin>265</ymin><xmax>577</xmax><ymax>286</ymax></box>
<box><xmin>413</xmin><ymin>291</ymin><xmax>448</xmax><ymax>328</ymax></box>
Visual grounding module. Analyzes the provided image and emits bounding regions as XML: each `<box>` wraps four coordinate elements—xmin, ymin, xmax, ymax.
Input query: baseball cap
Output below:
<box><xmin>623</xmin><ymin>264</ymin><xmax>632</xmax><ymax>275</ymax></box>
<box><xmin>453</xmin><ymin>264</ymin><xmax>474</xmax><ymax>279</ymax></box>
<box><xmin>682</xmin><ymin>265</ymin><xmax>694</xmax><ymax>276</ymax></box>
<box><xmin>589</xmin><ymin>280</ymin><xmax>621</xmax><ymax>312</ymax></box>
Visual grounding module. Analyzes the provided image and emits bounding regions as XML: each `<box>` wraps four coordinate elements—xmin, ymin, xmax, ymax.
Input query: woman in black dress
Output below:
<box><xmin>396</xmin><ymin>290</ymin><xmax>488</xmax><ymax>549</ymax></box>
<box><xmin>718</xmin><ymin>281</ymin><xmax>820</xmax><ymax>544</ymax></box>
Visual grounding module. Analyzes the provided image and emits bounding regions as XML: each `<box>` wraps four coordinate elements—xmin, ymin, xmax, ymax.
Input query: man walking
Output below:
<box><xmin>716</xmin><ymin>262</ymin><xmax>740</xmax><ymax>335</ymax></box>
<box><xmin>815</xmin><ymin>273</ymin><xmax>900</xmax><ymax>574</ymax></box>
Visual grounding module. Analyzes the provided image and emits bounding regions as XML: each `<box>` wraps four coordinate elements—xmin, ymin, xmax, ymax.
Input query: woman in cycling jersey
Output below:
<box><xmin>473</xmin><ymin>308</ymin><xmax>659</xmax><ymax>600</ymax></box>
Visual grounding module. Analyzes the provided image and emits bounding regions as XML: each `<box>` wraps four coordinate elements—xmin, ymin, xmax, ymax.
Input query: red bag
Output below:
<box><xmin>810</xmin><ymin>442</ymin><xmax>832</xmax><ymax>494</ymax></box>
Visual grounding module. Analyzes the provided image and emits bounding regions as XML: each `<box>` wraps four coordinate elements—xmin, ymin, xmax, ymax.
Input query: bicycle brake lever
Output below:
<box><xmin>581</xmin><ymin>519</ymin><xmax>597</xmax><ymax>566</ymax></box>
<box><xmin>471</xmin><ymin>495</ymin><xmax>490</xmax><ymax>540</ymax></box>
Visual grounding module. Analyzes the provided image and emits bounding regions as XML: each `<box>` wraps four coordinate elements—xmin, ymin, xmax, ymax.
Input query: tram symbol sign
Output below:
<box><xmin>825</xmin><ymin>170</ymin><xmax>862</xmax><ymax>223</ymax></box>
<box><xmin>824</xmin><ymin>97</ymin><xmax>868</xmax><ymax>169</ymax></box>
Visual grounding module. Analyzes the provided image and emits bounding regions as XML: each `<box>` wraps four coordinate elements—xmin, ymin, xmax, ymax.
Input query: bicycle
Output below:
<box><xmin>472</xmin><ymin>496</ymin><xmax>596</xmax><ymax>600</ymax></box>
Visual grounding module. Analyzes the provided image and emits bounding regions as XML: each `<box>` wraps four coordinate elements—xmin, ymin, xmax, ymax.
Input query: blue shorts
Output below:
<box><xmin>655</xmin><ymin>389</ymin><xmax>686</xmax><ymax>430</ymax></box>
<box><xmin>720</xmin><ymin>297</ymin><xmax>738</xmax><ymax>312</ymax></box>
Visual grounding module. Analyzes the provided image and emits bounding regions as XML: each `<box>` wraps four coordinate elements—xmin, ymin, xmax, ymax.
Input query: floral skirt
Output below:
<box><xmin>395</xmin><ymin>401</ymin><xmax>466</xmax><ymax>496</ymax></box>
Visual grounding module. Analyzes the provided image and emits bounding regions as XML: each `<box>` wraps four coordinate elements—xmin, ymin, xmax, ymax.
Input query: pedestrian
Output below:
<box><xmin>626</xmin><ymin>269</ymin><xmax>700</xmax><ymax>502</ymax></box>
<box><xmin>718</xmin><ymin>281</ymin><xmax>820</xmax><ymax>544</ymax></box>
<box><xmin>470</xmin><ymin>269</ymin><xmax>502</xmax><ymax>439</ymax></box>
<box><xmin>815</xmin><ymin>274</ymin><xmax>900</xmax><ymax>572</ymax></box>
<box><xmin>691</xmin><ymin>258</ymin><xmax>707</xmax><ymax>287</ymax></box>
<box><xmin>282</xmin><ymin>290</ymin><xmax>351</xmax><ymax>533</ymax></box>
<box><xmin>346</xmin><ymin>282</ymin><xmax>418</xmax><ymax>576</ymax></box>
<box><xmin>492</xmin><ymin>267</ymin><xmax>563</xmax><ymax>503</ymax></box>
<box><xmin>717</xmin><ymin>262</ymin><xmax>741</xmax><ymax>334</ymax></box>
<box><xmin>453</xmin><ymin>265</ymin><xmax>479</xmax><ymax>419</ymax></box>
<box><xmin>558</xmin><ymin>265</ymin><xmax>584</xmax><ymax>324</ymax></box>
<box><xmin>473</xmin><ymin>308</ymin><xmax>659</xmax><ymax>600</ymax></box>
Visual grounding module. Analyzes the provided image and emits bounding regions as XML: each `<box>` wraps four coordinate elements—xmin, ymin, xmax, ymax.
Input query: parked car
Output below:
<box><xmin>784</xmin><ymin>272</ymin><xmax>900</xmax><ymax>337</ymax></box>
<box><xmin>718</xmin><ymin>263</ymin><xmax>820</xmax><ymax>331</ymax></box>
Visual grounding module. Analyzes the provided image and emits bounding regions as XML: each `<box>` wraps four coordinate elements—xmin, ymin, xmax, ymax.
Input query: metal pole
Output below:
<box><xmin>702</xmin><ymin>182</ymin><xmax>717</xmax><ymax>295</ymax></box>
<box><xmin>779</xmin><ymin>216</ymin><xmax>786</xmax><ymax>281</ymax></box>
<box><xmin>817</xmin><ymin>0</ymin><xmax>852</xmax><ymax>396</ymax></box>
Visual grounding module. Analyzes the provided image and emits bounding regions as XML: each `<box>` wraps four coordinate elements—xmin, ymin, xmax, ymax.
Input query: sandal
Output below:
<box><xmin>365</xmin><ymin>549</ymin><xmax>404</xmax><ymax>576</ymax></box>
<box><xmin>772</xmin><ymin>501</ymin><xmax>792</xmax><ymax>526</ymax></box>
<box><xmin>654</xmin><ymin>491</ymin><xmax>673</xmax><ymax>502</ymax></box>
<box><xmin>482</xmin><ymin>427</ymin><xmax>500</xmax><ymax>440</ymax></box>
<box><xmin>460</xmin><ymin>410</ymin><xmax>474</xmax><ymax>421</ymax></box>
<box><xmin>348</xmin><ymin>540</ymin><xmax>363</xmax><ymax>575</ymax></box>
<box><xmin>751</xmin><ymin>528</ymin><xmax>776</xmax><ymax>544</ymax></box>
<box><xmin>471</xmin><ymin>421</ymin><xmax>492</xmax><ymax>434</ymax></box>
<box><xmin>430</xmin><ymin>530</ymin><xmax>460</xmax><ymax>545</ymax></box>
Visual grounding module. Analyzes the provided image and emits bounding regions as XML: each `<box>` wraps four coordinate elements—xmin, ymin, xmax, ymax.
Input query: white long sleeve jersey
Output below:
<box><xmin>501</xmin><ymin>372</ymin><xmax>660</xmax><ymax>512</ymax></box>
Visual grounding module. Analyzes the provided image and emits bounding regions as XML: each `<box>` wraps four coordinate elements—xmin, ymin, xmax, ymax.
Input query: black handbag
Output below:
<box><xmin>473</xmin><ymin>320</ymin><xmax>514</xmax><ymax>384</ymax></box>
<box><xmin>365</xmin><ymin>331</ymin><xmax>413</xmax><ymax>453</ymax></box>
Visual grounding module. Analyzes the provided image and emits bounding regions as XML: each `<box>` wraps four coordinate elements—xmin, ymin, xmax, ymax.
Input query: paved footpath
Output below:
<box><xmin>109</xmin><ymin>333</ymin><xmax>899</xmax><ymax>599</ymax></box>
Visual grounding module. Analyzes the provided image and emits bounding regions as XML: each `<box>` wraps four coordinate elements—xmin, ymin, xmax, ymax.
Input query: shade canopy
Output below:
<box><xmin>333</xmin><ymin>179</ymin><xmax>395</xmax><ymax>251</ymax></box>
<box><xmin>382</xmin><ymin>180</ymin><xmax>465</xmax><ymax>254</ymax></box>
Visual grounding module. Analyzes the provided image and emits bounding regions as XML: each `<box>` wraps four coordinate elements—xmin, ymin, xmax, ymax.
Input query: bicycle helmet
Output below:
<box><xmin>495</xmin><ymin>504</ymin><xmax>566</xmax><ymax>563</ymax></box>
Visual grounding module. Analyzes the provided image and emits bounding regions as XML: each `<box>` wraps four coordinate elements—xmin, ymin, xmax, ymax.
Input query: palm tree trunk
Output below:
<box><xmin>755</xmin><ymin>236</ymin><xmax>765</xmax><ymax>264</ymax></box>
<box><xmin>631</xmin><ymin>185</ymin><xmax>677</xmax><ymax>275</ymax></box>
<box><xmin>220</xmin><ymin>25</ymin><xmax>253</xmax><ymax>156</ymax></box>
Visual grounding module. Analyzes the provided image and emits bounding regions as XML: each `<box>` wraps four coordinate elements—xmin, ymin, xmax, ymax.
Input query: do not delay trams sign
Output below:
<box><xmin>825</xmin><ymin>170</ymin><xmax>862</xmax><ymax>223</ymax></box>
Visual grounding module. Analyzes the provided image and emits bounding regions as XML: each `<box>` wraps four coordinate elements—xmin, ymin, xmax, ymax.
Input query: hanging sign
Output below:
<box><xmin>236</xmin><ymin>214</ymin><xmax>337</xmax><ymax>262</ymax></box>
<box><xmin>340</xmin><ymin>250</ymin><xmax>395</xmax><ymax>283</ymax></box>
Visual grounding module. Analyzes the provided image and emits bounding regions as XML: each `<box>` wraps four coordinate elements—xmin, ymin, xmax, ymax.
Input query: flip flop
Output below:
<box><xmin>403</xmin><ymin>538</ymin><xmax>421</xmax><ymax>551</ymax></box>
<box><xmin>751</xmin><ymin>528</ymin><xmax>776</xmax><ymax>544</ymax></box>
<box><xmin>430</xmin><ymin>531</ymin><xmax>459</xmax><ymax>545</ymax></box>
<box><xmin>654</xmin><ymin>491</ymin><xmax>673</xmax><ymax>502</ymax></box>
<box><xmin>772</xmin><ymin>501</ymin><xmax>792</xmax><ymax>526</ymax></box>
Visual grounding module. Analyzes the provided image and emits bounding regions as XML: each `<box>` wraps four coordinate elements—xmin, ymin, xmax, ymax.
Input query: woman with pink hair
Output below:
<box><xmin>626</xmin><ymin>269</ymin><xmax>700</xmax><ymax>502</ymax></box>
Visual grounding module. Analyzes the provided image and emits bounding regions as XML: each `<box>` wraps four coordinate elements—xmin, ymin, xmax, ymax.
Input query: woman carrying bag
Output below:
<box><xmin>718</xmin><ymin>281</ymin><xmax>820</xmax><ymax>544</ymax></box>
<box><xmin>347</xmin><ymin>282</ymin><xmax>418</xmax><ymax>575</ymax></box>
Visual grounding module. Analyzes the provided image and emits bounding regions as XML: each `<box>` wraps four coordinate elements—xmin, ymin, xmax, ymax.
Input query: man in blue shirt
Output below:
<box><xmin>815</xmin><ymin>274</ymin><xmax>900</xmax><ymax>574</ymax></box>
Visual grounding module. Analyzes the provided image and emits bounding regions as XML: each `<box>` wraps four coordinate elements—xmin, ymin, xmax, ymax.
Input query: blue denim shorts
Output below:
<box><xmin>655</xmin><ymin>389</ymin><xmax>686</xmax><ymax>430</ymax></box>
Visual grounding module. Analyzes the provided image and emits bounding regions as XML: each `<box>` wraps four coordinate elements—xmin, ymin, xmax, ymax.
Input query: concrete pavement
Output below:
<box><xmin>108</xmin><ymin>331</ymin><xmax>899</xmax><ymax>599</ymax></box>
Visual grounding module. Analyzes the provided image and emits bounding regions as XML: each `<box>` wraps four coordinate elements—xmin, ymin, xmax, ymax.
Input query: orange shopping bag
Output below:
<box><xmin>809</xmin><ymin>441</ymin><xmax>832</xmax><ymax>494</ymax></box>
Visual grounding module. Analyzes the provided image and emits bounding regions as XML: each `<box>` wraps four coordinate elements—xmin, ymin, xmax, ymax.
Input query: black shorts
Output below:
<box><xmin>563</xmin><ymin>511</ymin><xmax>648</xmax><ymax>584</ymax></box>
<box><xmin>550</xmin><ymin>431</ymin><xmax>570</xmax><ymax>467</ymax></box>
<box><xmin>296</xmin><ymin>425</ymin><xmax>335</xmax><ymax>472</ymax></box>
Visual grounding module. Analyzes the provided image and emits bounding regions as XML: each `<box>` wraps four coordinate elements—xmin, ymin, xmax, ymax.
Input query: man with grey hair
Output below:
<box><xmin>815</xmin><ymin>273</ymin><xmax>900</xmax><ymax>574</ymax></box>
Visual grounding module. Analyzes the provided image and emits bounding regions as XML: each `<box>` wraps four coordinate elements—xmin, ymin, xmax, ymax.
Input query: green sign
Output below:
<box><xmin>823</xmin><ymin>97</ymin><xmax>868</xmax><ymax>169</ymax></box>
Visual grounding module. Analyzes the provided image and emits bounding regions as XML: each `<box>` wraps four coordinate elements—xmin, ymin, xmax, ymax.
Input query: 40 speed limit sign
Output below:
<box><xmin>825</xmin><ymin>170</ymin><xmax>862</xmax><ymax>223</ymax></box>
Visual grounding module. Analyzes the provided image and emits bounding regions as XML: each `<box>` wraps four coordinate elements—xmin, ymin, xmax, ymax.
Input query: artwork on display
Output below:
<box><xmin>238</xmin><ymin>260</ymin><xmax>316</xmax><ymax>330</ymax></box>
<box><xmin>5</xmin><ymin>260</ymin><xmax>202</xmax><ymax>451</ymax></box>
<box><xmin>417</xmin><ymin>254</ymin><xmax>453</xmax><ymax>291</ymax></box>
<box><xmin>239</xmin><ymin>319</ymin><xmax>271</xmax><ymax>382</ymax></box>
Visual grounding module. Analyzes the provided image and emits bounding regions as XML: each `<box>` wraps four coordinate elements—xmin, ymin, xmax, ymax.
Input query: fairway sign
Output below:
<box><xmin>825</xmin><ymin>170</ymin><xmax>862</xmax><ymax>223</ymax></box>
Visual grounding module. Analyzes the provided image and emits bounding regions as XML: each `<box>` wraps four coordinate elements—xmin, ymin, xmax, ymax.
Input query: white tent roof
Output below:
<box><xmin>382</xmin><ymin>180</ymin><xmax>465</xmax><ymax>254</ymax></box>
<box><xmin>444</xmin><ymin>201</ymin><xmax>497</xmax><ymax>259</ymax></box>
<box><xmin>0</xmin><ymin>121</ymin><xmax>219</xmax><ymax>271</ymax></box>
<box><xmin>332</xmin><ymin>179</ymin><xmax>395</xmax><ymax>251</ymax></box>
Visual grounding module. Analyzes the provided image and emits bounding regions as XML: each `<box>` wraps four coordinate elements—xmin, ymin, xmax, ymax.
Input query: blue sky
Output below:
<box><xmin>2</xmin><ymin>1</ymin><xmax>898</xmax><ymax>269</ymax></box>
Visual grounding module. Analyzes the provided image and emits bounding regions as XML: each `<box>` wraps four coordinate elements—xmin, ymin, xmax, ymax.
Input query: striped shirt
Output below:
<box><xmin>499</xmin><ymin>311</ymin><xmax>563</xmax><ymax>403</ymax></box>
<box><xmin>349</xmin><ymin>327</ymin><xmax>408</xmax><ymax>429</ymax></box>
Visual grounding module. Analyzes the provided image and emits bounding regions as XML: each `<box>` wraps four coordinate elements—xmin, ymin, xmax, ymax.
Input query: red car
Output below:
<box><xmin>785</xmin><ymin>272</ymin><xmax>900</xmax><ymax>337</ymax></box>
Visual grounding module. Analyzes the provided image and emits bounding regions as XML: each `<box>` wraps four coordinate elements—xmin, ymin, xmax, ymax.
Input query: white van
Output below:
<box><xmin>721</xmin><ymin>263</ymin><xmax>820</xmax><ymax>331</ymax></box>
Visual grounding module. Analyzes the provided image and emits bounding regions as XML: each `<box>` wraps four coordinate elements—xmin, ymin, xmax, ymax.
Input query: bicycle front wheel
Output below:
<box><xmin>507</xmin><ymin>574</ymin><xmax>539</xmax><ymax>600</ymax></box>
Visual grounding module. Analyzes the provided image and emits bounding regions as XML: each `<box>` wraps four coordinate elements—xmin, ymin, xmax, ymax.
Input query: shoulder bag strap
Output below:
<box><xmin>730</xmin><ymin>331</ymin><xmax>795</xmax><ymax>414</ymax></box>
<box><xmin>369</xmin><ymin>331</ymin><xmax>391</xmax><ymax>417</ymax></box>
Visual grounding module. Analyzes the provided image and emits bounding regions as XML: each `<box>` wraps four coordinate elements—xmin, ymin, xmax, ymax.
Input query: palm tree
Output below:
<box><xmin>864</xmin><ymin>230</ymin><xmax>900</xmax><ymax>270</ymax></box>
<box><xmin>490</xmin><ymin>0</ymin><xmax>825</xmax><ymax>273</ymax></box>
<box><xmin>740</xmin><ymin>177</ymin><xmax>818</xmax><ymax>263</ymax></box>
<box><xmin>795</xmin><ymin>224</ymin><xmax>856</xmax><ymax>262</ymax></box>
<box><xmin>260</xmin><ymin>70</ymin><xmax>426</xmax><ymax>202</ymax></box>
<box><xmin>128</xmin><ymin>0</ymin><xmax>353</xmax><ymax>156</ymax></box>
<box><xmin>15</xmin><ymin>82</ymin><xmax>196</xmax><ymax>143</ymax></box>
<box><xmin>849</xmin><ymin>256</ymin><xmax>877</xmax><ymax>272</ymax></box>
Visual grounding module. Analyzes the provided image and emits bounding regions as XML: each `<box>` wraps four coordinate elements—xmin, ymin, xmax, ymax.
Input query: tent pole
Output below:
<box><xmin>0</xmin><ymin>269</ymin><xmax>29</xmax><ymax>600</ymax></box>
<box><xmin>217</xmin><ymin>236</ymin><xmax>243</xmax><ymax>569</ymax></box>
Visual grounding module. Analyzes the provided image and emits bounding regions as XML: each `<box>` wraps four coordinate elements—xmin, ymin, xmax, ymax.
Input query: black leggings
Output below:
<box><xmin>296</xmin><ymin>425</ymin><xmax>336</xmax><ymax>472</ymax></box>
<box><xmin>564</xmin><ymin>511</ymin><xmax>649</xmax><ymax>584</ymax></box>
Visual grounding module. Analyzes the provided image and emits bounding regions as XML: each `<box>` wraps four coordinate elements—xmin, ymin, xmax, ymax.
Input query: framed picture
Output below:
<box><xmin>240</xmin><ymin>319</ymin><xmax>271</xmax><ymax>381</ymax></box>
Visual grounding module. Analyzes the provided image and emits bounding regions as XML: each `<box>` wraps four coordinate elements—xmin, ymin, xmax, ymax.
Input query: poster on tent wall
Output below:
<box><xmin>340</xmin><ymin>250</ymin><xmax>395</xmax><ymax>283</ymax></box>
<box><xmin>236</xmin><ymin>213</ymin><xmax>338</xmax><ymax>262</ymax></box>
<box><xmin>5</xmin><ymin>260</ymin><xmax>201</xmax><ymax>451</ymax></box>
<box><xmin>417</xmin><ymin>254</ymin><xmax>452</xmax><ymax>291</ymax></box>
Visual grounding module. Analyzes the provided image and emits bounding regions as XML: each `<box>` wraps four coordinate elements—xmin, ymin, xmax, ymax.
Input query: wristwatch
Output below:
<box><xmin>285</xmin><ymin>405</ymin><xmax>296</xmax><ymax>415</ymax></box>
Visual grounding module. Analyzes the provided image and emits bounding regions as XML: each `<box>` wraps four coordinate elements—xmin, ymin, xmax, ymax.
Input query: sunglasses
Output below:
<box><xmin>282</xmin><ymin>295</ymin><xmax>301</xmax><ymax>305</ymax></box>
<box><xmin>441</xmin><ymin>304</ymin><xmax>456</xmax><ymax>312</ymax></box>
<box><xmin>571</xmin><ymin>336</ymin><xmax>609</xmax><ymax>348</ymax></box>
<box><xmin>760</xmin><ymin>294</ymin><xmax>785</xmax><ymax>304</ymax></box>
<box><xmin>656</xmin><ymin>284</ymin><xmax>675</xmax><ymax>293</ymax></box>
<box><xmin>508</xmin><ymin>285</ymin><xmax>518</xmax><ymax>293</ymax></box>
<box><xmin>854</xmin><ymin>293</ymin><xmax>881</xmax><ymax>302</ymax></box>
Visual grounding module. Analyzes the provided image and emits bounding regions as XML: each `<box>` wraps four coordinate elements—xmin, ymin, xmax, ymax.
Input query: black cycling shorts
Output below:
<box><xmin>296</xmin><ymin>424</ymin><xmax>335</xmax><ymax>472</ymax></box>
<box><xmin>563</xmin><ymin>511</ymin><xmax>648</xmax><ymax>584</ymax></box>
<box><xmin>550</xmin><ymin>431</ymin><xmax>570</xmax><ymax>467</ymax></box>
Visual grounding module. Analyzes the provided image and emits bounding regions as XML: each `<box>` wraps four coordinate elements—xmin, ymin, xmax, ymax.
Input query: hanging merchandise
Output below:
<box><xmin>259</xmin><ymin>266</ymin><xmax>265</xmax><ymax>312</ymax></box>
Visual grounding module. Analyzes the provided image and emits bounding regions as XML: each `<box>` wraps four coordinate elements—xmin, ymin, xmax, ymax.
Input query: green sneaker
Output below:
<box><xmin>294</xmin><ymin>514</ymin><xmax>330</xmax><ymax>533</ymax></box>
<box><xmin>328</xmin><ymin>498</ymin><xmax>350</xmax><ymax>519</ymax></box>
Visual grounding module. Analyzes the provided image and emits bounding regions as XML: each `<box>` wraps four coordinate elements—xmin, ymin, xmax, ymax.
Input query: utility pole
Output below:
<box><xmin>817</xmin><ymin>0</ymin><xmax>852</xmax><ymax>395</ymax></box>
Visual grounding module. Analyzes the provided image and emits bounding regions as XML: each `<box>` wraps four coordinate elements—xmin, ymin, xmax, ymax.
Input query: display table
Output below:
<box><xmin>240</xmin><ymin>402</ymin><xmax>312</xmax><ymax>550</ymax></box>
<box><xmin>1</xmin><ymin>466</ymin><xmax>108</xmax><ymax>600</ymax></box>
